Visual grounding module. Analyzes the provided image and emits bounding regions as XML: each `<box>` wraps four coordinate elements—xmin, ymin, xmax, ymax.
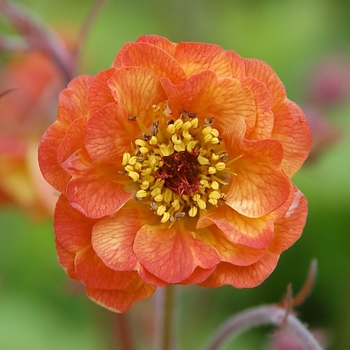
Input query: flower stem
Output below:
<box><xmin>154</xmin><ymin>286</ymin><xmax>176</xmax><ymax>350</ymax></box>
<box><xmin>203</xmin><ymin>305</ymin><xmax>323</xmax><ymax>350</ymax></box>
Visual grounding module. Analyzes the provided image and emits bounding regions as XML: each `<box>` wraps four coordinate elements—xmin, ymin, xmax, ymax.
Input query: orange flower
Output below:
<box><xmin>39</xmin><ymin>35</ymin><xmax>311</xmax><ymax>312</ymax></box>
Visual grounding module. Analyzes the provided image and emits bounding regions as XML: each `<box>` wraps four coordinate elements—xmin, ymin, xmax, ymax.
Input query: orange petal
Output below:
<box><xmin>91</xmin><ymin>206</ymin><xmax>152</xmax><ymax>271</ymax></box>
<box><xmin>54</xmin><ymin>194</ymin><xmax>95</xmax><ymax>252</ymax></box>
<box><xmin>57</xmin><ymin>75</ymin><xmax>93</xmax><ymax>125</ymax></box>
<box><xmin>198</xmin><ymin>205</ymin><xmax>273</xmax><ymax>250</ymax></box>
<box><xmin>161</xmin><ymin>70</ymin><xmax>256</xmax><ymax>134</ymax></box>
<box><xmin>115</xmin><ymin>42</ymin><xmax>186</xmax><ymax>84</ymax></box>
<box><xmin>136</xmin><ymin>35</ymin><xmax>176</xmax><ymax>56</ymax></box>
<box><xmin>269</xmin><ymin>188</ymin><xmax>308</xmax><ymax>255</ymax></box>
<box><xmin>75</xmin><ymin>245</ymin><xmax>135</xmax><ymax>290</ymax></box>
<box><xmin>200</xmin><ymin>252</ymin><xmax>279</xmax><ymax>288</ymax></box>
<box><xmin>38</xmin><ymin>121</ymin><xmax>71</xmax><ymax>193</ymax></box>
<box><xmin>224</xmin><ymin>119</ymin><xmax>291</xmax><ymax>217</ymax></box>
<box><xmin>174</xmin><ymin>42</ymin><xmax>232</xmax><ymax>78</ymax></box>
<box><xmin>226</xmin><ymin>50</ymin><xmax>246</xmax><ymax>80</ymax></box>
<box><xmin>243</xmin><ymin>77</ymin><xmax>274</xmax><ymax>139</ymax></box>
<box><xmin>66</xmin><ymin>163</ymin><xmax>133</xmax><ymax>218</ymax></box>
<box><xmin>107</xmin><ymin>66</ymin><xmax>167</xmax><ymax>126</ymax></box>
<box><xmin>244</xmin><ymin>58</ymin><xmax>286</xmax><ymax>109</ymax></box>
<box><xmin>86</xmin><ymin>279</ymin><xmax>156</xmax><ymax>313</ymax></box>
<box><xmin>55</xmin><ymin>238</ymin><xmax>79</xmax><ymax>280</ymax></box>
<box><xmin>85</xmin><ymin>102</ymin><xmax>132</xmax><ymax>162</ymax></box>
<box><xmin>272</xmin><ymin>99</ymin><xmax>312</xmax><ymax>177</ymax></box>
<box><xmin>113</xmin><ymin>42</ymin><xmax>134</xmax><ymax>68</ymax></box>
<box><xmin>134</xmin><ymin>223</ymin><xmax>220</xmax><ymax>283</ymax></box>
<box><xmin>88</xmin><ymin>68</ymin><xmax>116</xmax><ymax>114</ymax></box>
<box><xmin>138</xmin><ymin>266</ymin><xmax>169</xmax><ymax>287</ymax></box>
<box><xmin>180</xmin><ymin>266</ymin><xmax>216</xmax><ymax>285</ymax></box>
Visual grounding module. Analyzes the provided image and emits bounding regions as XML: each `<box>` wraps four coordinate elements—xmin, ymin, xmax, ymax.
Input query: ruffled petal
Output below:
<box><xmin>86</xmin><ymin>279</ymin><xmax>156</xmax><ymax>313</ymax></box>
<box><xmin>272</xmin><ymin>99</ymin><xmax>312</xmax><ymax>177</ymax></box>
<box><xmin>107</xmin><ymin>66</ymin><xmax>167</xmax><ymax>126</ymax></box>
<box><xmin>55</xmin><ymin>238</ymin><xmax>79</xmax><ymax>280</ymax></box>
<box><xmin>136</xmin><ymin>35</ymin><xmax>176</xmax><ymax>56</ymax></box>
<box><xmin>180</xmin><ymin>266</ymin><xmax>216</xmax><ymax>285</ymax></box>
<box><xmin>226</xmin><ymin>50</ymin><xmax>246</xmax><ymax>80</ymax></box>
<box><xmin>91</xmin><ymin>206</ymin><xmax>154</xmax><ymax>271</ymax></box>
<box><xmin>269</xmin><ymin>188</ymin><xmax>308</xmax><ymax>255</ymax></box>
<box><xmin>134</xmin><ymin>223</ymin><xmax>220</xmax><ymax>283</ymax></box>
<box><xmin>161</xmin><ymin>70</ymin><xmax>256</xmax><ymax>134</ymax></box>
<box><xmin>85</xmin><ymin>102</ymin><xmax>131</xmax><ymax>163</ymax></box>
<box><xmin>54</xmin><ymin>194</ymin><xmax>95</xmax><ymax>252</ymax></box>
<box><xmin>244</xmin><ymin>59</ymin><xmax>286</xmax><ymax>109</ymax></box>
<box><xmin>66</xmin><ymin>163</ymin><xmax>133</xmax><ymax>218</ymax></box>
<box><xmin>174</xmin><ymin>42</ymin><xmax>232</xmax><ymax>78</ymax></box>
<box><xmin>115</xmin><ymin>42</ymin><xmax>186</xmax><ymax>84</ymax></box>
<box><xmin>75</xmin><ymin>245</ymin><xmax>136</xmax><ymax>290</ymax></box>
<box><xmin>200</xmin><ymin>252</ymin><xmax>279</xmax><ymax>288</ymax></box>
<box><xmin>224</xmin><ymin>119</ymin><xmax>291</xmax><ymax>217</ymax></box>
<box><xmin>197</xmin><ymin>205</ymin><xmax>274</xmax><ymax>249</ymax></box>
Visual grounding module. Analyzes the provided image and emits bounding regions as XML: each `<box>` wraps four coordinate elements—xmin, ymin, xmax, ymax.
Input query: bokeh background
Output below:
<box><xmin>1</xmin><ymin>0</ymin><xmax>350</xmax><ymax>349</ymax></box>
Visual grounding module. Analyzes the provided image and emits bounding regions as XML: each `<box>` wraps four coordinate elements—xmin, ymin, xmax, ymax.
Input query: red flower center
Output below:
<box><xmin>154</xmin><ymin>151</ymin><xmax>200</xmax><ymax>196</ymax></box>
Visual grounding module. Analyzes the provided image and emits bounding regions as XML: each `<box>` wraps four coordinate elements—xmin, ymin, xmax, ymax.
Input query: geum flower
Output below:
<box><xmin>39</xmin><ymin>35</ymin><xmax>311</xmax><ymax>312</ymax></box>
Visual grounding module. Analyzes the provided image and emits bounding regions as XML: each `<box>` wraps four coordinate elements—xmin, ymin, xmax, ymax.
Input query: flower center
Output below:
<box><xmin>121</xmin><ymin>103</ymin><xmax>232</xmax><ymax>224</ymax></box>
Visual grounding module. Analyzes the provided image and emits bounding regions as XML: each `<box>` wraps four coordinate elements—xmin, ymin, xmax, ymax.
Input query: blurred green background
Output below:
<box><xmin>1</xmin><ymin>0</ymin><xmax>350</xmax><ymax>349</ymax></box>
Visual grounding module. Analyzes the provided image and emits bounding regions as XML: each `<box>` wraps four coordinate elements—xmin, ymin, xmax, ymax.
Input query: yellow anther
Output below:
<box><xmin>212</xmin><ymin>153</ymin><xmax>220</xmax><ymax>161</ymax></box>
<box><xmin>141</xmin><ymin>168</ymin><xmax>152</xmax><ymax>176</ymax></box>
<box><xmin>122</xmin><ymin>152</ymin><xmax>130</xmax><ymax>166</ymax></box>
<box><xmin>159</xmin><ymin>144</ymin><xmax>171</xmax><ymax>156</ymax></box>
<box><xmin>128</xmin><ymin>156</ymin><xmax>138</xmax><ymax>165</ymax></box>
<box><xmin>151</xmin><ymin>187</ymin><xmax>161</xmax><ymax>197</ymax></box>
<box><xmin>210</xmin><ymin>137</ymin><xmax>220</xmax><ymax>144</ymax></box>
<box><xmin>211</xmin><ymin>128</ymin><xmax>219</xmax><ymax>137</ymax></box>
<box><xmin>167</xmin><ymin>123</ymin><xmax>176</xmax><ymax>134</ymax></box>
<box><xmin>208</xmin><ymin>166</ymin><xmax>217</xmax><ymax>174</ymax></box>
<box><xmin>140</xmin><ymin>181</ymin><xmax>150</xmax><ymax>190</ymax></box>
<box><xmin>200</xmin><ymin>179</ymin><xmax>210</xmax><ymax>188</ymax></box>
<box><xmin>192</xmin><ymin>194</ymin><xmax>200</xmax><ymax>202</ymax></box>
<box><xmin>135</xmin><ymin>139</ymin><xmax>146</xmax><ymax>147</ymax></box>
<box><xmin>197</xmin><ymin>199</ymin><xmax>206</xmax><ymax>210</ymax></box>
<box><xmin>149</xmin><ymin>136</ymin><xmax>158</xmax><ymax>145</ymax></box>
<box><xmin>134</xmin><ymin>162</ymin><xmax>143</xmax><ymax>171</ymax></box>
<box><xmin>163</xmin><ymin>188</ymin><xmax>173</xmax><ymax>203</ymax></box>
<box><xmin>139</xmin><ymin>146</ymin><xmax>149</xmax><ymax>154</ymax></box>
<box><xmin>135</xmin><ymin>189</ymin><xmax>148</xmax><ymax>198</ymax></box>
<box><xmin>128</xmin><ymin>171</ymin><xmax>140</xmax><ymax>182</ymax></box>
<box><xmin>186</xmin><ymin>140</ymin><xmax>198</xmax><ymax>153</ymax></box>
<box><xmin>190</xmin><ymin>118</ymin><xmax>198</xmax><ymax>128</ymax></box>
<box><xmin>156</xmin><ymin>205</ymin><xmax>167</xmax><ymax>216</ymax></box>
<box><xmin>204</xmin><ymin>133</ymin><xmax>213</xmax><ymax>143</ymax></box>
<box><xmin>154</xmin><ymin>194</ymin><xmax>164</xmax><ymax>202</ymax></box>
<box><xmin>174</xmin><ymin>119</ymin><xmax>183</xmax><ymax>130</ymax></box>
<box><xmin>161</xmin><ymin>212</ymin><xmax>170</xmax><ymax>223</ymax></box>
<box><xmin>172</xmin><ymin>199</ymin><xmax>180</xmax><ymax>211</ymax></box>
<box><xmin>202</xmin><ymin>126</ymin><xmax>212</xmax><ymax>135</ymax></box>
<box><xmin>174</xmin><ymin>142</ymin><xmax>185</xmax><ymax>152</ymax></box>
<box><xmin>125</xmin><ymin>164</ymin><xmax>134</xmax><ymax>172</ymax></box>
<box><xmin>182</xmin><ymin>121</ymin><xmax>192</xmax><ymax>131</ymax></box>
<box><xmin>209</xmin><ymin>191</ymin><xmax>221</xmax><ymax>199</ymax></box>
<box><xmin>211</xmin><ymin>181</ymin><xmax>219</xmax><ymax>190</ymax></box>
<box><xmin>182</xmin><ymin>130</ymin><xmax>192</xmax><ymax>141</ymax></box>
<box><xmin>208</xmin><ymin>198</ymin><xmax>218</xmax><ymax>206</ymax></box>
<box><xmin>197</xmin><ymin>154</ymin><xmax>209</xmax><ymax>165</ymax></box>
<box><xmin>188</xmin><ymin>206</ymin><xmax>198</xmax><ymax>217</ymax></box>
<box><xmin>215</xmin><ymin>162</ymin><xmax>226</xmax><ymax>171</ymax></box>
<box><xmin>171</xmin><ymin>134</ymin><xmax>182</xmax><ymax>145</ymax></box>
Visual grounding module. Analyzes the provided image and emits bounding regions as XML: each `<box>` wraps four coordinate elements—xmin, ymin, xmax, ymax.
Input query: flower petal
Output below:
<box><xmin>85</xmin><ymin>102</ymin><xmax>131</xmax><ymax>163</ymax></box>
<box><xmin>224</xmin><ymin>119</ymin><xmax>290</xmax><ymax>217</ymax></box>
<box><xmin>200</xmin><ymin>252</ymin><xmax>279</xmax><ymax>288</ymax></box>
<box><xmin>181</xmin><ymin>266</ymin><xmax>216</xmax><ymax>285</ymax></box>
<box><xmin>86</xmin><ymin>279</ymin><xmax>156</xmax><ymax>313</ymax></box>
<box><xmin>198</xmin><ymin>205</ymin><xmax>273</xmax><ymax>249</ymax></box>
<box><xmin>272</xmin><ymin>99</ymin><xmax>312</xmax><ymax>177</ymax></box>
<box><xmin>174</xmin><ymin>42</ymin><xmax>232</xmax><ymax>78</ymax></box>
<box><xmin>269</xmin><ymin>188</ymin><xmax>308</xmax><ymax>255</ymax></box>
<box><xmin>91</xmin><ymin>206</ymin><xmax>153</xmax><ymax>271</ymax></box>
<box><xmin>54</xmin><ymin>194</ymin><xmax>95</xmax><ymax>252</ymax></box>
<box><xmin>244</xmin><ymin>59</ymin><xmax>286</xmax><ymax>109</ymax></box>
<box><xmin>75</xmin><ymin>245</ymin><xmax>135</xmax><ymax>290</ymax></box>
<box><xmin>226</xmin><ymin>50</ymin><xmax>246</xmax><ymax>80</ymax></box>
<box><xmin>55</xmin><ymin>238</ymin><xmax>79</xmax><ymax>280</ymax></box>
<box><xmin>136</xmin><ymin>35</ymin><xmax>176</xmax><ymax>56</ymax></box>
<box><xmin>134</xmin><ymin>223</ymin><xmax>220</xmax><ymax>283</ymax></box>
<box><xmin>115</xmin><ymin>42</ymin><xmax>186</xmax><ymax>84</ymax></box>
<box><xmin>107</xmin><ymin>66</ymin><xmax>167</xmax><ymax>126</ymax></box>
<box><xmin>161</xmin><ymin>70</ymin><xmax>256</xmax><ymax>134</ymax></box>
<box><xmin>66</xmin><ymin>163</ymin><xmax>133</xmax><ymax>218</ymax></box>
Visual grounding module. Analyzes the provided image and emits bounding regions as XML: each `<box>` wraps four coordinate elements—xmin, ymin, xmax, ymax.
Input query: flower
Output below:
<box><xmin>0</xmin><ymin>51</ymin><xmax>65</xmax><ymax>217</ymax></box>
<box><xmin>38</xmin><ymin>35</ymin><xmax>311</xmax><ymax>312</ymax></box>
